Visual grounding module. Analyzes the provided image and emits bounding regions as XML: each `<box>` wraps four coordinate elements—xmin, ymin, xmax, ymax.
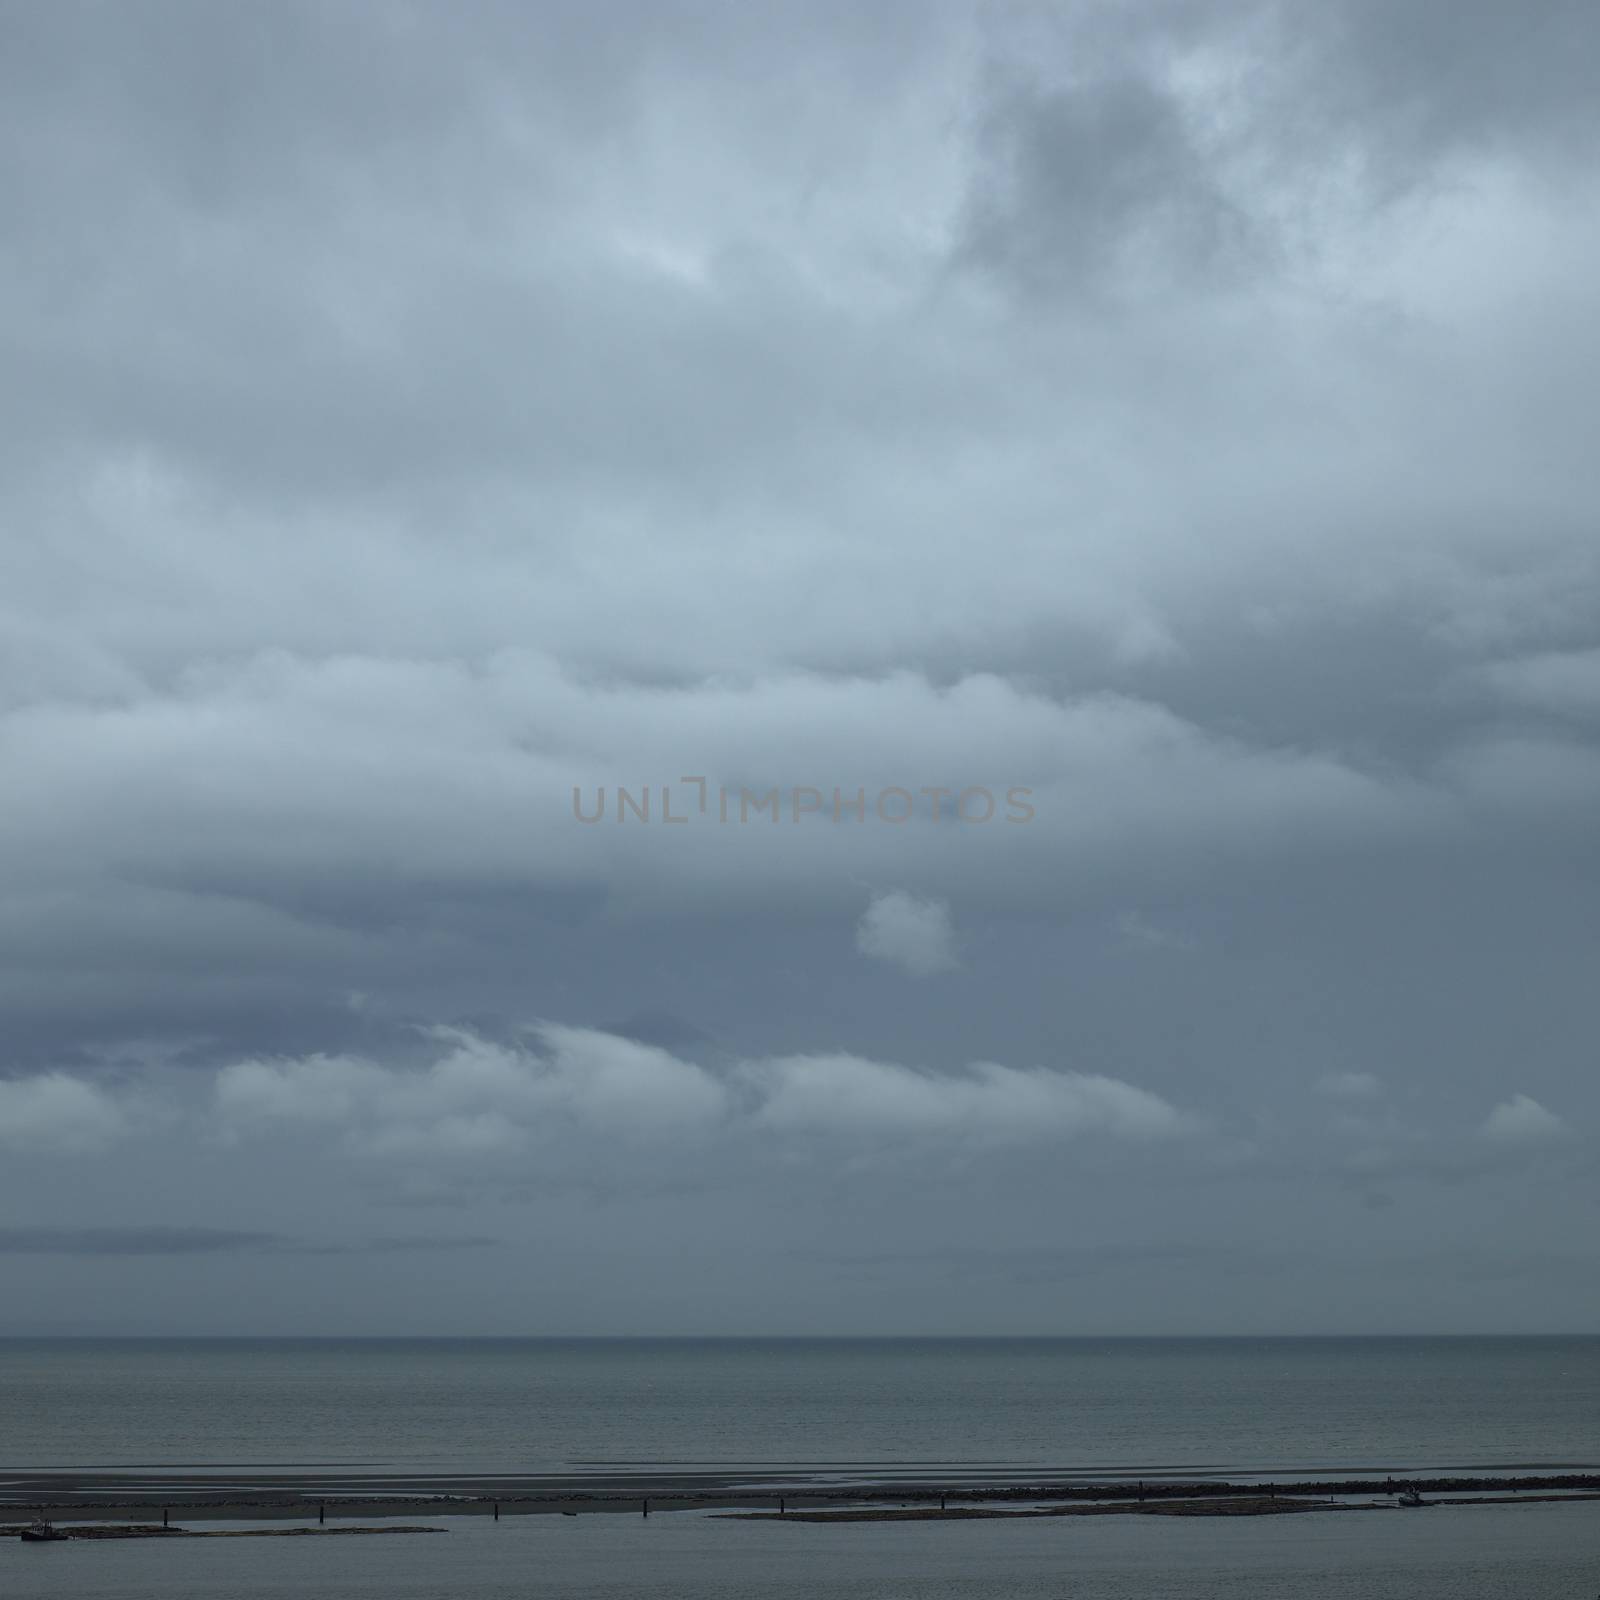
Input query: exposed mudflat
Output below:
<box><xmin>7</xmin><ymin>1470</ymin><xmax>1600</xmax><ymax>1525</ymax></box>
<box><xmin>4</xmin><ymin>1523</ymin><xmax>445</xmax><ymax>1539</ymax></box>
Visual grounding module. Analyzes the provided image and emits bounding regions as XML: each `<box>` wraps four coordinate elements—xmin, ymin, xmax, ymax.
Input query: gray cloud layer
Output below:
<box><xmin>0</xmin><ymin>1226</ymin><xmax>497</xmax><ymax>1256</ymax></box>
<box><xmin>1</xmin><ymin>0</ymin><xmax>1597</xmax><ymax>1333</ymax></box>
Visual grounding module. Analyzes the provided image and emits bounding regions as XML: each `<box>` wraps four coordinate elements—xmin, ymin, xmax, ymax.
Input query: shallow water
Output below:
<box><xmin>6</xmin><ymin>1338</ymin><xmax>1598</xmax><ymax>1596</ymax></box>
<box><xmin>4</xmin><ymin>1501</ymin><xmax>1599</xmax><ymax>1600</ymax></box>
<box><xmin>3</xmin><ymin>1336</ymin><xmax>1597</xmax><ymax>1479</ymax></box>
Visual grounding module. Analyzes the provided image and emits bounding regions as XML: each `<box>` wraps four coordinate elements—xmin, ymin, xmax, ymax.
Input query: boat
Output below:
<box><xmin>1395</xmin><ymin>1488</ymin><xmax>1431</xmax><ymax>1508</ymax></box>
<box><xmin>20</xmin><ymin>1520</ymin><xmax>71</xmax><ymax>1542</ymax></box>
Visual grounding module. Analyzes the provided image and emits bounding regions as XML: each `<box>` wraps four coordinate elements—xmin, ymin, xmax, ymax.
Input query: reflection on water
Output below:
<box><xmin>3</xmin><ymin>1337</ymin><xmax>1597</xmax><ymax>1477</ymax></box>
<box><xmin>4</xmin><ymin>1501</ymin><xmax>1598</xmax><ymax>1600</ymax></box>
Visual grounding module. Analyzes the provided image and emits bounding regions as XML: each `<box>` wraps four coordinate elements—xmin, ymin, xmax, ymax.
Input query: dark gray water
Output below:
<box><xmin>4</xmin><ymin>1338</ymin><xmax>1598</xmax><ymax>1597</ymax></box>
<box><xmin>5</xmin><ymin>1503</ymin><xmax>1599</xmax><ymax>1600</ymax></box>
<box><xmin>2</xmin><ymin>1336</ymin><xmax>1596</xmax><ymax>1478</ymax></box>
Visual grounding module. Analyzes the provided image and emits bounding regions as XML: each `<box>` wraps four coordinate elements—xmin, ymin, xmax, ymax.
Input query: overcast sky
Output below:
<box><xmin>2</xmin><ymin>0</ymin><xmax>1598</xmax><ymax>1336</ymax></box>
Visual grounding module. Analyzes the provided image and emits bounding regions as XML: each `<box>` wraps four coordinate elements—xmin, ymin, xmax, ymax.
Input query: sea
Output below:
<box><xmin>3</xmin><ymin>1336</ymin><xmax>1598</xmax><ymax>1597</ymax></box>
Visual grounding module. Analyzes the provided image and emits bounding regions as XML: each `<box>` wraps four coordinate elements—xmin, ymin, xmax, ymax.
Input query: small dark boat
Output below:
<box><xmin>1395</xmin><ymin>1488</ymin><xmax>1430</xmax><ymax>1508</ymax></box>
<box><xmin>20</xmin><ymin>1520</ymin><xmax>70</xmax><ymax>1542</ymax></box>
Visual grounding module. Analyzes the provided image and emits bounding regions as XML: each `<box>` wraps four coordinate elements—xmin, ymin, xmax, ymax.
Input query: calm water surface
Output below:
<box><xmin>5</xmin><ymin>1340</ymin><xmax>1598</xmax><ymax>1597</ymax></box>
<box><xmin>3</xmin><ymin>1502</ymin><xmax>1599</xmax><ymax>1600</ymax></box>
<box><xmin>2</xmin><ymin>1337</ymin><xmax>1596</xmax><ymax>1478</ymax></box>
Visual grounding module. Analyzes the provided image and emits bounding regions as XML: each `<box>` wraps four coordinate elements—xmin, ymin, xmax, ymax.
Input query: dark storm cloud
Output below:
<box><xmin>1</xmin><ymin>0</ymin><xmax>1597</xmax><ymax>1332</ymax></box>
<box><xmin>962</xmin><ymin>70</ymin><xmax>1257</xmax><ymax>299</ymax></box>
<box><xmin>962</xmin><ymin>0</ymin><xmax>1600</xmax><ymax>299</ymax></box>
<box><xmin>1290</xmin><ymin>0</ymin><xmax>1600</xmax><ymax>165</ymax></box>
